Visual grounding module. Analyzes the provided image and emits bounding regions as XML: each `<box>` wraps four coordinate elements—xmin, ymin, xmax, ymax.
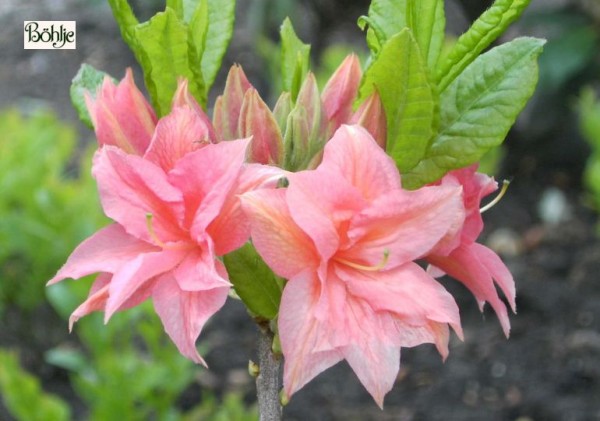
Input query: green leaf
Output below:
<box><xmin>134</xmin><ymin>7</ymin><xmax>206</xmax><ymax>116</ymax></box>
<box><xmin>188</xmin><ymin>0</ymin><xmax>209</xmax><ymax>69</ymax></box>
<box><xmin>0</xmin><ymin>350</ymin><xmax>71</xmax><ymax>421</ymax></box>
<box><xmin>358</xmin><ymin>0</ymin><xmax>407</xmax><ymax>55</ymax></box>
<box><xmin>107</xmin><ymin>0</ymin><xmax>139</xmax><ymax>51</ymax></box>
<box><xmin>70</xmin><ymin>64</ymin><xmax>115</xmax><ymax>128</ymax></box>
<box><xmin>409</xmin><ymin>0</ymin><xmax>445</xmax><ymax>69</ymax></box>
<box><xmin>359</xmin><ymin>29</ymin><xmax>436</xmax><ymax>173</ymax></box>
<box><xmin>404</xmin><ymin>37</ymin><xmax>545</xmax><ymax>189</ymax></box>
<box><xmin>280</xmin><ymin>18</ymin><xmax>311</xmax><ymax>102</ymax></box>
<box><xmin>200</xmin><ymin>0</ymin><xmax>237</xmax><ymax>95</ymax></box>
<box><xmin>435</xmin><ymin>0</ymin><xmax>532</xmax><ymax>92</ymax></box>
<box><xmin>223</xmin><ymin>242</ymin><xmax>282</xmax><ymax>320</ymax></box>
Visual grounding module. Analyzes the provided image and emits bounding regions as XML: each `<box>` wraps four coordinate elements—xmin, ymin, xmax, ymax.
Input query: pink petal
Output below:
<box><xmin>340</xmin><ymin>295</ymin><xmax>400</xmax><ymax>408</ymax></box>
<box><xmin>93</xmin><ymin>147</ymin><xmax>185</xmax><ymax>243</ymax></box>
<box><xmin>70</xmin><ymin>273</ymin><xmax>157</xmax><ymax>330</ymax></box>
<box><xmin>336</xmin><ymin>263</ymin><xmax>463</xmax><ymax>342</ymax></box>
<box><xmin>144</xmin><ymin>105</ymin><xmax>214</xmax><ymax>172</ymax></box>
<box><xmin>279</xmin><ymin>273</ymin><xmax>343</xmax><ymax>399</ymax></box>
<box><xmin>436</xmin><ymin>165</ymin><xmax>498</xmax><ymax>245</ymax></box>
<box><xmin>320</xmin><ymin>125</ymin><xmax>401</xmax><ymax>201</ymax></box>
<box><xmin>104</xmin><ymin>249</ymin><xmax>186</xmax><ymax>321</ymax></box>
<box><xmin>171</xmin><ymin>78</ymin><xmax>217</xmax><ymax>142</ymax></box>
<box><xmin>286</xmin><ymin>169</ymin><xmax>366</xmax><ymax>262</ymax></box>
<box><xmin>68</xmin><ymin>273</ymin><xmax>111</xmax><ymax>330</ymax></box>
<box><xmin>152</xmin><ymin>274</ymin><xmax>229</xmax><ymax>365</ymax></box>
<box><xmin>208</xmin><ymin>164</ymin><xmax>284</xmax><ymax>256</ymax></box>
<box><xmin>427</xmin><ymin>244</ymin><xmax>513</xmax><ymax>337</ymax></box>
<box><xmin>241</xmin><ymin>189</ymin><xmax>319</xmax><ymax>279</ymax></box>
<box><xmin>87</xmin><ymin>68</ymin><xmax>156</xmax><ymax>155</ymax></box>
<box><xmin>471</xmin><ymin>243</ymin><xmax>516</xmax><ymax>312</ymax></box>
<box><xmin>168</xmin><ymin>138</ymin><xmax>250</xmax><ymax>238</ymax></box>
<box><xmin>344</xmin><ymin>185</ymin><xmax>463</xmax><ymax>268</ymax></box>
<box><xmin>48</xmin><ymin>224</ymin><xmax>159</xmax><ymax>285</ymax></box>
<box><xmin>393</xmin><ymin>320</ymin><xmax>452</xmax><ymax>359</ymax></box>
<box><xmin>172</xmin><ymin>247</ymin><xmax>231</xmax><ymax>291</ymax></box>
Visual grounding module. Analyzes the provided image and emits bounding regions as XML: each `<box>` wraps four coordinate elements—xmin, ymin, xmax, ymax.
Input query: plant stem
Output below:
<box><xmin>256</xmin><ymin>327</ymin><xmax>282</xmax><ymax>421</ymax></box>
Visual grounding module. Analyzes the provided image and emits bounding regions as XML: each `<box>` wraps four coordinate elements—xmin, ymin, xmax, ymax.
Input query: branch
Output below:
<box><xmin>255</xmin><ymin>326</ymin><xmax>283</xmax><ymax>421</ymax></box>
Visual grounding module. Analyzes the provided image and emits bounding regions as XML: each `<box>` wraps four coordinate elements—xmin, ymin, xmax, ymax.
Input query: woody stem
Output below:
<box><xmin>256</xmin><ymin>326</ymin><xmax>282</xmax><ymax>421</ymax></box>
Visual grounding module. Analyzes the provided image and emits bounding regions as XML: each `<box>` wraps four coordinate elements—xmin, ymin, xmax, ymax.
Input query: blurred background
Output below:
<box><xmin>1</xmin><ymin>0</ymin><xmax>600</xmax><ymax>420</ymax></box>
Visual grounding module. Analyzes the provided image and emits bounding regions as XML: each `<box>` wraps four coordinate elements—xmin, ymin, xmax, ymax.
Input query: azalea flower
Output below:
<box><xmin>425</xmin><ymin>165</ymin><xmax>516</xmax><ymax>336</ymax></box>
<box><xmin>49</xmin><ymin>77</ymin><xmax>282</xmax><ymax>364</ymax></box>
<box><xmin>85</xmin><ymin>68</ymin><xmax>157</xmax><ymax>155</ymax></box>
<box><xmin>241</xmin><ymin>125</ymin><xmax>465</xmax><ymax>406</ymax></box>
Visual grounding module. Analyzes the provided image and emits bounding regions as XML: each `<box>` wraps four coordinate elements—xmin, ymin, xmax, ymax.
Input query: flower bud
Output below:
<box><xmin>213</xmin><ymin>65</ymin><xmax>253</xmax><ymax>140</ymax></box>
<box><xmin>86</xmin><ymin>68</ymin><xmax>157</xmax><ymax>155</ymax></box>
<box><xmin>172</xmin><ymin>78</ymin><xmax>216</xmax><ymax>143</ymax></box>
<box><xmin>272</xmin><ymin>91</ymin><xmax>293</xmax><ymax>135</ymax></box>
<box><xmin>283</xmin><ymin>73</ymin><xmax>326</xmax><ymax>171</ymax></box>
<box><xmin>350</xmin><ymin>91</ymin><xmax>387</xmax><ymax>150</ymax></box>
<box><xmin>238</xmin><ymin>88</ymin><xmax>284</xmax><ymax>165</ymax></box>
<box><xmin>321</xmin><ymin>54</ymin><xmax>362</xmax><ymax>137</ymax></box>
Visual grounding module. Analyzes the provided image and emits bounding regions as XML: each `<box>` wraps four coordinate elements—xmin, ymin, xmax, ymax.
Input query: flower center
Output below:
<box><xmin>334</xmin><ymin>249</ymin><xmax>390</xmax><ymax>272</ymax></box>
<box><xmin>145</xmin><ymin>213</ymin><xmax>193</xmax><ymax>251</ymax></box>
<box><xmin>480</xmin><ymin>179</ymin><xmax>510</xmax><ymax>213</ymax></box>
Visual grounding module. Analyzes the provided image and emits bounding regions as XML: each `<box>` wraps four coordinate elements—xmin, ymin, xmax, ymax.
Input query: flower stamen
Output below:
<box><xmin>145</xmin><ymin>213</ymin><xmax>193</xmax><ymax>251</ymax></box>
<box><xmin>335</xmin><ymin>249</ymin><xmax>390</xmax><ymax>272</ymax></box>
<box><xmin>480</xmin><ymin>179</ymin><xmax>510</xmax><ymax>213</ymax></box>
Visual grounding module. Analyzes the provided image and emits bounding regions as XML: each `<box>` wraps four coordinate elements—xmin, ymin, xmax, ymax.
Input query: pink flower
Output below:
<box><xmin>48</xmin><ymin>135</ymin><xmax>281</xmax><ymax>365</ymax></box>
<box><xmin>241</xmin><ymin>125</ymin><xmax>465</xmax><ymax>406</ymax></box>
<box><xmin>426</xmin><ymin>165</ymin><xmax>516</xmax><ymax>336</ymax></box>
<box><xmin>86</xmin><ymin>68</ymin><xmax>157</xmax><ymax>155</ymax></box>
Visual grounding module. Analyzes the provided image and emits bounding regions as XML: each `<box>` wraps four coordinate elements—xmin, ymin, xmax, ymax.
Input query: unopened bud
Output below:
<box><xmin>321</xmin><ymin>54</ymin><xmax>362</xmax><ymax>137</ymax></box>
<box><xmin>350</xmin><ymin>91</ymin><xmax>387</xmax><ymax>150</ymax></box>
<box><xmin>238</xmin><ymin>89</ymin><xmax>284</xmax><ymax>165</ymax></box>
<box><xmin>213</xmin><ymin>65</ymin><xmax>253</xmax><ymax>140</ymax></box>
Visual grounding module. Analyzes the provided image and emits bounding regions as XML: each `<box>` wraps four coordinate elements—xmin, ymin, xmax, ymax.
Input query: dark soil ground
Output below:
<box><xmin>2</xmin><ymin>1</ymin><xmax>600</xmax><ymax>420</ymax></box>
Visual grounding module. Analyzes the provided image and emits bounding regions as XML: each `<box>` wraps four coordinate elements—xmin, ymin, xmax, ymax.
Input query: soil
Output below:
<box><xmin>1</xmin><ymin>1</ymin><xmax>600</xmax><ymax>421</ymax></box>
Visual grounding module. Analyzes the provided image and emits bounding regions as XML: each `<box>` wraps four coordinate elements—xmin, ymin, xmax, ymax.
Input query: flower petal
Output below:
<box><xmin>93</xmin><ymin>147</ymin><xmax>185</xmax><ymax>243</ymax></box>
<box><xmin>87</xmin><ymin>68</ymin><xmax>156</xmax><ymax>155</ymax></box>
<box><xmin>172</xmin><ymin>247</ymin><xmax>231</xmax><ymax>292</ymax></box>
<box><xmin>152</xmin><ymin>274</ymin><xmax>229</xmax><ymax>365</ymax></box>
<box><xmin>427</xmin><ymin>244</ymin><xmax>513</xmax><ymax>337</ymax></box>
<box><xmin>144</xmin><ymin>105</ymin><xmax>214</xmax><ymax>172</ymax></box>
<box><xmin>344</xmin><ymin>185</ymin><xmax>463</xmax><ymax>268</ymax></box>
<box><xmin>47</xmin><ymin>224</ymin><xmax>159</xmax><ymax>285</ymax></box>
<box><xmin>168</xmin><ymin>138</ymin><xmax>250</xmax><ymax>238</ymax></box>
<box><xmin>241</xmin><ymin>189</ymin><xmax>319</xmax><ymax>279</ymax></box>
<box><xmin>171</xmin><ymin>78</ymin><xmax>217</xmax><ymax>142</ymax></box>
<box><xmin>104</xmin><ymin>249</ymin><xmax>186</xmax><ymax>321</ymax></box>
<box><xmin>68</xmin><ymin>274</ymin><xmax>111</xmax><ymax>330</ymax></box>
<box><xmin>279</xmin><ymin>272</ymin><xmax>343</xmax><ymax>400</ymax></box>
<box><xmin>340</xmin><ymin>295</ymin><xmax>400</xmax><ymax>408</ymax></box>
<box><xmin>320</xmin><ymin>125</ymin><xmax>401</xmax><ymax>201</ymax></box>
<box><xmin>208</xmin><ymin>164</ymin><xmax>284</xmax><ymax>256</ymax></box>
<box><xmin>286</xmin><ymin>169</ymin><xmax>366</xmax><ymax>262</ymax></box>
<box><xmin>336</xmin><ymin>263</ymin><xmax>463</xmax><ymax>343</ymax></box>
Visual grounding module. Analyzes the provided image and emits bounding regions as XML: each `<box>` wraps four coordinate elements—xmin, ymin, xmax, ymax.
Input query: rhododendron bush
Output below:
<box><xmin>49</xmin><ymin>0</ymin><xmax>544</xmax><ymax>418</ymax></box>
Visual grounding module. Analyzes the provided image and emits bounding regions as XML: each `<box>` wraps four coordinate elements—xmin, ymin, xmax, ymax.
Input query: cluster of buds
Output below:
<box><xmin>214</xmin><ymin>55</ymin><xmax>386</xmax><ymax>171</ymax></box>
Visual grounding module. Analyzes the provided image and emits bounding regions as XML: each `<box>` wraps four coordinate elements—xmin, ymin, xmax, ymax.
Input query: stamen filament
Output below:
<box><xmin>146</xmin><ymin>213</ymin><xmax>168</xmax><ymax>248</ymax></box>
<box><xmin>480</xmin><ymin>179</ymin><xmax>510</xmax><ymax>213</ymax></box>
<box><xmin>335</xmin><ymin>249</ymin><xmax>389</xmax><ymax>272</ymax></box>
